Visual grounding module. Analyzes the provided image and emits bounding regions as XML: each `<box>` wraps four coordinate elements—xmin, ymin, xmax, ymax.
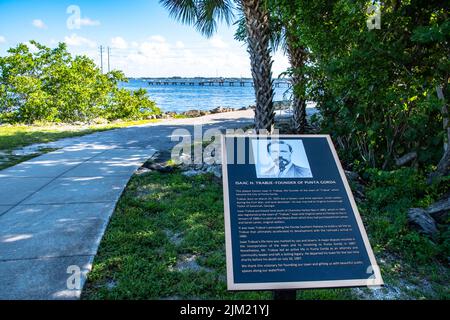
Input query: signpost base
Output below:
<box><xmin>272</xmin><ymin>290</ymin><xmax>297</xmax><ymax>300</ymax></box>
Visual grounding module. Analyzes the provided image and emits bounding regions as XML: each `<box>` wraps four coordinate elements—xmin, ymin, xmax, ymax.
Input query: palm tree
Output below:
<box><xmin>159</xmin><ymin>0</ymin><xmax>276</xmax><ymax>132</ymax></box>
<box><xmin>235</xmin><ymin>0</ymin><xmax>309</xmax><ymax>133</ymax></box>
<box><xmin>285</xmin><ymin>29</ymin><xmax>308</xmax><ymax>134</ymax></box>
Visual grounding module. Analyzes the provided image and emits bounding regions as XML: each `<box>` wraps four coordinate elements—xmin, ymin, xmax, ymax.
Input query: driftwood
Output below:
<box><xmin>407</xmin><ymin>208</ymin><xmax>439</xmax><ymax>239</ymax></box>
<box><xmin>428</xmin><ymin>85</ymin><xmax>450</xmax><ymax>183</ymax></box>
<box><xmin>427</xmin><ymin>196</ymin><xmax>450</xmax><ymax>224</ymax></box>
<box><xmin>395</xmin><ymin>151</ymin><xmax>417</xmax><ymax>167</ymax></box>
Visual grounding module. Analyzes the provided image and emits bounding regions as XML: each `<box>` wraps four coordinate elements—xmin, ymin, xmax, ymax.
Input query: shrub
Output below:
<box><xmin>362</xmin><ymin>168</ymin><xmax>449</xmax><ymax>264</ymax></box>
<box><xmin>0</xmin><ymin>41</ymin><xmax>159</xmax><ymax>124</ymax></box>
<box><xmin>106</xmin><ymin>88</ymin><xmax>161</xmax><ymax>121</ymax></box>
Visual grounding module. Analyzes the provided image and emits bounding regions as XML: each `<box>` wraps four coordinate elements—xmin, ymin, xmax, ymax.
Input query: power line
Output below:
<box><xmin>99</xmin><ymin>45</ymin><xmax>104</xmax><ymax>73</ymax></box>
<box><xmin>107</xmin><ymin>47</ymin><xmax>111</xmax><ymax>72</ymax></box>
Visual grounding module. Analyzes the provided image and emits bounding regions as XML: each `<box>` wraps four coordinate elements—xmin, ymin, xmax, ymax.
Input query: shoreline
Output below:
<box><xmin>152</xmin><ymin>100</ymin><xmax>316</xmax><ymax>120</ymax></box>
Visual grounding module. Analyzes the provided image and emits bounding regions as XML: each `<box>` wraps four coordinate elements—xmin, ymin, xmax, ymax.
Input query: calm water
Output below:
<box><xmin>120</xmin><ymin>78</ymin><xmax>291</xmax><ymax>113</ymax></box>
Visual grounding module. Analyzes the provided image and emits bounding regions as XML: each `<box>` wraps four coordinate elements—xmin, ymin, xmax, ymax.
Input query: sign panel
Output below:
<box><xmin>221</xmin><ymin>134</ymin><xmax>383</xmax><ymax>290</ymax></box>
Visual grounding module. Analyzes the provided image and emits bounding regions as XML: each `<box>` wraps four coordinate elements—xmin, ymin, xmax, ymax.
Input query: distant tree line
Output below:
<box><xmin>0</xmin><ymin>41</ymin><xmax>161</xmax><ymax>124</ymax></box>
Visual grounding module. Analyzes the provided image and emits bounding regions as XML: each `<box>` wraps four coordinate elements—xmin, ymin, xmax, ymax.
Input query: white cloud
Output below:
<box><xmin>149</xmin><ymin>35</ymin><xmax>166</xmax><ymax>43</ymax></box>
<box><xmin>77</xmin><ymin>18</ymin><xmax>101</xmax><ymax>27</ymax></box>
<box><xmin>64</xmin><ymin>34</ymin><xmax>96</xmax><ymax>48</ymax></box>
<box><xmin>32</xmin><ymin>19</ymin><xmax>47</xmax><ymax>29</ymax></box>
<box><xmin>138</xmin><ymin>38</ymin><xmax>170</xmax><ymax>58</ymax></box>
<box><xmin>111</xmin><ymin>36</ymin><xmax>128</xmax><ymax>49</ymax></box>
<box><xmin>0</xmin><ymin>36</ymin><xmax>6</xmax><ymax>44</ymax></box>
<box><xmin>60</xmin><ymin>34</ymin><xmax>289</xmax><ymax>78</ymax></box>
<box><xmin>210</xmin><ymin>35</ymin><xmax>228</xmax><ymax>49</ymax></box>
<box><xmin>112</xmin><ymin>37</ymin><xmax>251</xmax><ymax>77</ymax></box>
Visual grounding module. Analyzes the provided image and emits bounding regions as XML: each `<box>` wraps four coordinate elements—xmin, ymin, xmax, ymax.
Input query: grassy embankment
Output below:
<box><xmin>83</xmin><ymin>135</ymin><xmax>449</xmax><ymax>300</ymax></box>
<box><xmin>0</xmin><ymin>120</ymin><xmax>158</xmax><ymax>170</ymax></box>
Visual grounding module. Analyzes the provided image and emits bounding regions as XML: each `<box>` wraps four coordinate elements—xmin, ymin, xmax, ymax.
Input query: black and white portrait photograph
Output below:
<box><xmin>251</xmin><ymin>139</ymin><xmax>313</xmax><ymax>179</ymax></box>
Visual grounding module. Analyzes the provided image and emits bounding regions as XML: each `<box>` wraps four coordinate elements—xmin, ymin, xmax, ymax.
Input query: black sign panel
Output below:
<box><xmin>221</xmin><ymin>135</ymin><xmax>383</xmax><ymax>290</ymax></box>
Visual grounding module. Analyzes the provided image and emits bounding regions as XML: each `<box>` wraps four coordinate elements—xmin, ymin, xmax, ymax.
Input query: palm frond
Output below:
<box><xmin>196</xmin><ymin>0</ymin><xmax>235</xmax><ymax>37</ymax></box>
<box><xmin>159</xmin><ymin>0</ymin><xmax>198</xmax><ymax>26</ymax></box>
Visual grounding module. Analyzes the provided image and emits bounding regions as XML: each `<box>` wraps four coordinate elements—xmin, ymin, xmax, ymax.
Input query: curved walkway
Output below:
<box><xmin>0</xmin><ymin>109</ymin><xmax>316</xmax><ymax>299</ymax></box>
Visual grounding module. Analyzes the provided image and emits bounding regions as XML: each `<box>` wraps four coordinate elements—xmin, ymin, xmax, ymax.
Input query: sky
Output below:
<box><xmin>0</xmin><ymin>0</ymin><xmax>289</xmax><ymax>78</ymax></box>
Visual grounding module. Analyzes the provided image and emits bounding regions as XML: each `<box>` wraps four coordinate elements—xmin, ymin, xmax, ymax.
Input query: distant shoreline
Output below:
<box><xmin>149</xmin><ymin>101</ymin><xmax>317</xmax><ymax>120</ymax></box>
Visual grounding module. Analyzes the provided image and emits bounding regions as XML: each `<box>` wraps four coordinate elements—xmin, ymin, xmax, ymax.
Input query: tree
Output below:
<box><xmin>235</xmin><ymin>0</ymin><xmax>309</xmax><ymax>133</ymax></box>
<box><xmin>412</xmin><ymin>16</ymin><xmax>450</xmax><ymax>180</ymax></box>
<box><xmin>160</xmin><ymin>0</ymin><xmax>276</xmax><ymax>132</ymax></box>
<box><xmin>282</xmin><ymin>0</ymin><xmax>449</xmax><ymax>171</ymax></box>
<box><xmin>0</xmin><ymin>41</ymin><xmax>160</xmax><ymax>124</ymax></box>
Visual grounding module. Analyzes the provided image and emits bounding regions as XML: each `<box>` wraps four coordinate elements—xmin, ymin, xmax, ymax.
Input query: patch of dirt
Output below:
<box><xmin>164</xmin><ymin>229</ymin><xmax>183</xmax><ymax>246</ymax></box>
<box><xmin>352</xmin><ymin>252</ymin><xmax>444</xmax><ymax>299</ymax></box>
<box><xmin>141</xmin><ymin>150</ymin><xmax>176</xmax><ymax>173</ymax></box>
<box><xmin>169</xmin><ymin>254</ymin><xmax>213</xmax><ymax>273</ymax></box>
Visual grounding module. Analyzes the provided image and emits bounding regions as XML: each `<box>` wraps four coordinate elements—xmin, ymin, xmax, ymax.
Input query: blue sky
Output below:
<box><xmin>0</xmin><ymin>0</ymin><xmax>289</xmax><ymax>77</ymax></box>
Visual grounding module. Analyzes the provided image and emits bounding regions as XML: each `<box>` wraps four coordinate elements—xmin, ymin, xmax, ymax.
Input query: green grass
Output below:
<box><xmin>0</xmin><ymin>120</ymin><xmax>158</xmax><ymax>151</ymax></box>
<box><xmin>357</xmin><ymin>168</ymin><xmax>450</xmax><ymax>299</ymax></box>
<box><xmin>0</xmin><ymin>119</ymin><xmax>158</xmax><ymax>170</ymax></box>
<box><xmin>82</xmin><ymin>170</ymin><xmax>356</xmax><ymax>300</ymax></box>
<box><xmin>83</xmin><ymin>166</ymin><xmax>450</xmax><ymax>300</ymax></box>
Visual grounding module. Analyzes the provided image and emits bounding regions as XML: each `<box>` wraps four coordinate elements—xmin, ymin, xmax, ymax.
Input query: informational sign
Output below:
<box><xmin>221</xmin><ymin>134</ymin><xmax>383</xmax><ymax>290</ymax></box>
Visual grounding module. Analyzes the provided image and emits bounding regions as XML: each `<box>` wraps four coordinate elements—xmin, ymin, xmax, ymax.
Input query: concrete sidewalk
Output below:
<box><xmin>0</xmin><ymin>144</ymin><xmax>156</xmax><ymax>299</ymax></box>
<box><xmin>0</xmin><ymin>109</ymin><xmax>307</xmax><ymax>299</ymax></box>
<box><xmin>0</xmin><ymin>110</ymin><xmax>258</xmax><ymax>300</ymax></box>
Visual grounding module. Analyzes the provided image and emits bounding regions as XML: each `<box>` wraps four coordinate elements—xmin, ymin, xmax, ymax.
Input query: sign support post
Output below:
<box><xmin>273</xmin><ymin>290</ymin><xmax>297</xmax><ymax>300</ymax></box>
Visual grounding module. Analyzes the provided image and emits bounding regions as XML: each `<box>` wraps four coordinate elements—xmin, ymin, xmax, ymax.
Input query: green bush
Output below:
<box><xmin>105</xmin><ymin>88</ymin><xmax>161</xmax><ymax>121</ymax></box>
<box><xmin>362</xmin><ymin>168</ymin><xmax>449</xmax><ymax>264</ymax></box>
<box><xmin>0</xmin><ymin>41</ymin><xmax>160</xmax><ymax>124</ymax></box>
<box><xmin>281</xmin><ymin>0</ymin><xmax>449</xmax><ymax>170</ymax></box>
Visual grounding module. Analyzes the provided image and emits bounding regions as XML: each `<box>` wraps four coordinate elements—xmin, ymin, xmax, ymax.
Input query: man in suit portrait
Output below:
<box><xmin>262</xmin><ymin>140</ymin><xmax>312</xmax><ymax>178</ymax></box>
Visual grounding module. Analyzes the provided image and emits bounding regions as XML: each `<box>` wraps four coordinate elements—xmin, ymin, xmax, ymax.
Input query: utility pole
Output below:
<box><xmin>100</xmin><ymin>45</ymin><xmax>104</xmax><ymax>73</ymax></box>
<box><xmin>107</xmin><ymin>47</ymin><xmax>111</xmax><ymax>73</ymax></box>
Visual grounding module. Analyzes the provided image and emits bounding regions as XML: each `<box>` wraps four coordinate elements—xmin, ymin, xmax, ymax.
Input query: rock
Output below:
<box><xmin>105</xmin><ymin>279</ymin><xmax>117</xmax><ymax>290</ymax></box>
<box><xmin>165</xmin><ymin>112</ymin><xmax>178</xmax><ymax>118</ymax></box>
<box><xmin>169</xmin><ymin>254</ymin><xmax>212</xmax><ymax>273</ymax></box>
<box><xmin>178</xmin><ymin>153</ymin><xmax>191</xmax><ymax>164</ymax></box>
<box><xmin>206</xmin><ymin>165</ymin><xmax>222</xmax><ymax>178</ymax></box>
<box><xmin>183</xmin><ymin>109</ymin><xmax>202</xmax><ymax>117</ymax></box>
<box><xmin>164</xmin><ymin>229</ymin><xmax>183</xmax><ymax>246</ymax></box>
<box><xmin>345</xmin><ymin>170</ymin><xmax>360</xmax><ymax>181</ymax></box>
<box><xmin>407</xmin><ymin>208</ymin><xmax>439</xmax><ymax>239</ymax></box>
<box><xmin>199</xmin><ymin>110</ymin><xmax>210</xmax><ymax>116</ymax></box>
<box><xmin>91</xmin><ymin>117</ymin><xmax>109</xmax><ymax>125</ymax></box>
<box><xmin>135</xmin><ymin>167</ymin><xmax>152</xmax><ymax>175</ymax></box>
<box><xmin>210</xmin><ymin>106</ymin><xmax>224</xmax><ymax>114</ymax></box>
<box><xmin>146</xmin><ymin>163</ymin><xmax>175</xmax><ymax>173</ymax></box>
<box><xmin>182</xmin><ymin>169</ymin><xmax>203</xmax><ymax>177</ymax></box>
<box><xmin>426</xmin><ymin>197</ymin><xmax>450</xmax><ymax>224</ymax></box>
<box><xmin>194</xmin><ymin>163</ymin><xmax>204</xmax><ymax>171</ymax></box>
<box><xmin>210</xmin><ymin>106</ymin><xmax>234</xmax><ymax>114</ymax></box>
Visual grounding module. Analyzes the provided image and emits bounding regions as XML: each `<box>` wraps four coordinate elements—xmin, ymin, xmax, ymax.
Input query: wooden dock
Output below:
<box><xmin>147</xmin><ymin>79</ymin><xmax>286</xmax><ymax>88</ymax></box>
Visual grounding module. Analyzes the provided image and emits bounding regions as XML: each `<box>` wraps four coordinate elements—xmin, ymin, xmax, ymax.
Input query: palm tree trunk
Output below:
<box><xmin>286</xmin><ymin>39</ymin><xmax>308</xmax><ymax>133</ymax></box>
<box><xmin>241</xmin><ymin>0</ymin><xmax>275</xmax><ymax>132</ymax></box>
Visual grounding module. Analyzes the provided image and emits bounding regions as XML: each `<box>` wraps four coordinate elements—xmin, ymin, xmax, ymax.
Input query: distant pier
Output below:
<box><xmin>146</xmin><ymin>79</ymin><xmax>287</xmax><ymax>88</ymax></box>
